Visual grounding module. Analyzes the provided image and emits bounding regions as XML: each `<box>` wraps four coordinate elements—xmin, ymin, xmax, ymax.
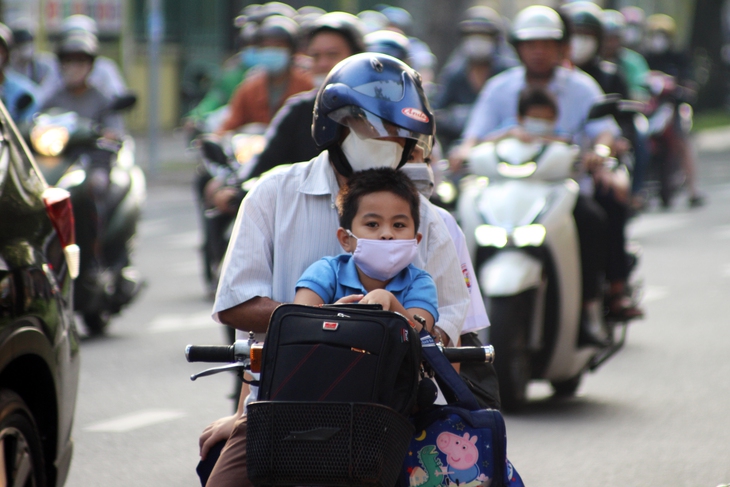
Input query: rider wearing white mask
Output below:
<box><xmin>218</xmin><ymin>15</ymin><xmax>313</xmax><ymax>133</ymax></box>
<box><xmin>209</xmin><ymin>12</ymin><xmax>366</xmax><ymax>214</ymax></box>
<box><xmin>433</xmin><ymin>6</ymin><xmax>519</xmax><ymax>151</ymax></box>
<box><xmin>199</xmin><ymin>53</ymin><xmax>472</xmax><ymax>487</ymax></box>
<box><xmin>41</xmin><ymin>30</ymin><xmax>124</xmax><ymax>134</ymax></box>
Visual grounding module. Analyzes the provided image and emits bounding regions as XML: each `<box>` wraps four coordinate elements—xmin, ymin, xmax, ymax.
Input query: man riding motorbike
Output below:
<box><xmin>0</xmin><ymin>23</ymin><xmax>39</xmax><ymax>124</ymax></box>
<box><xmin>216</xmin><ymin>15</ymin><xmax>312</xmax><ymax>133</ymax></box>
<box><xmin>208</xmin><ymin>12</ymin><xmax>366</xmax><ymax>214</ymax></box>
<box><xmin>452</xmin><ymin>5</ymin><xmax>633</xmax><ymax>345</ymax></box>
<box><xmin>562</xmin><ymin>2</ymin><xmax>644</xmax><ymax>322</ymax></box>
<box><xmin>642</xmin><ymin>13</ymin><xmax>704</xmax><ymax>207</ymax></box>
<box><xmin>433</xmin><ymin>6</ymin><xmax>519</xmax><ymax>151</ymax></box>
<box><xmin>41</xmin><ymin>30</ymin><xmax>124</xmax><ymax>135</ymax></box>
<box><xmin>8</xmin><ymin>19</ymin><xmax>57</xmax><ymax>106</ymax></box>
<box><xmin>197</xmin><ymin>53</ymin><xmax>479</xmax><ymax>487</ymax></box>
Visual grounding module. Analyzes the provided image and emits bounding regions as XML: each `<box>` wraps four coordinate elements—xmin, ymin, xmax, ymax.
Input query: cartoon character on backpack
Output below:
<box><xmin>437</xmin><ymin>431</ymin><xmax>489</xmax><ymax>485</ymax></box>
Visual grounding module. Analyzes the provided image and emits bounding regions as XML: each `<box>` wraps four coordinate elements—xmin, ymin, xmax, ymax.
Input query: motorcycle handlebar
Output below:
<box><xmin>441</xmin><ymin>345</ymin><xmax>495</xmax><ymax>364</ymax></box>
<box><xmin>185</xmin><ymin>344</ymin><xmax>234</xmax><ymax>363</ymax></box>
<box><xmin>185</xmin><ymin>343</ymin><xmax>495</xmax><ymax>364</ymax></box>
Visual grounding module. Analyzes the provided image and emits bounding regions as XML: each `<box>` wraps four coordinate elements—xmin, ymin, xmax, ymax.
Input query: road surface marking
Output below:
<box><xmin>643</xmin><ymin>285</ymin><xmax>668</xmax><ymax>303</ymax></box>
<box><xmin>148</xmin><ymin>311</ymin><xmax>219</xmax><ymax>333</ymax></box>
<box><xmin>84</xmin><ymin>409</ymin><xmax>186</xmax><ymax>432</ymax></box>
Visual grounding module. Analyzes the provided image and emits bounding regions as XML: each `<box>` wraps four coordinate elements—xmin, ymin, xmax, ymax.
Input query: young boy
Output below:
<box><xmin>294</xmin><ymin>167</ymin><xmax>438</xmax><ymax>333</ymax></box>
<box><xmin>490</xmin><ymin>86</ymin><xmax>567</xmax><ymax>142</ymax></box>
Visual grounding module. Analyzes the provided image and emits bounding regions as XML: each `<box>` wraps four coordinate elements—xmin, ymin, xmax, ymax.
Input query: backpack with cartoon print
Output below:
<box><xmin>400</xmin><ymin>332</ymin><xmax>525</xmax><ymax>487</ymax></box>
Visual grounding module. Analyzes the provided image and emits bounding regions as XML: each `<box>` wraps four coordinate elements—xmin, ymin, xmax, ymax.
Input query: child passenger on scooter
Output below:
<box><xmin>489</xmin><ymin>86</ymin><xmax>568</xmax><ymax>143</ymax></box>
<box><xmin>293</xmin><ymin>167</ymin><xmax>439</xmax><ymax>334</ymax></box>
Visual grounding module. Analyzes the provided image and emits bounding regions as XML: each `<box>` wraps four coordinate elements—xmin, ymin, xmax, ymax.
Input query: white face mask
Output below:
<box><xmin>462</xmin><ymin>35</ymin><xmax>496</xmax><ymax>61</ymax></box>
<box><xmin>647</xmin><ymin>34</ymin><xmax>670</xmax><ymax>54</ymax></box>
<box><xmin>61</xmin><ymin>61</ymin><xmax>92</xmax><ymax>88</ymax></box>
<box><xmin>347</xmin><ymin>230</ymin><xmax>418</xmax><ymax>281</ymax></box>
<box><xmin>341</xmin><ymin>132</ymin><xmax>404</xmax><ymax>172</ymax></box>
<box><xmin>522</xmin><ymin>117</ymin><xmax>556</xmax><ymax>137</ymax></box>
<box><xmin>570</xmin><ymin>35</ymin><xmax>598</xmax><ymax>66</ymax></box>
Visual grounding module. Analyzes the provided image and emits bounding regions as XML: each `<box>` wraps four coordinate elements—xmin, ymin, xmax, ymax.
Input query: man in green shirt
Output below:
<box><xmin>602</xmin><ymin>9</ymin><xmax>650</xmax><ymax>101</ymax></box>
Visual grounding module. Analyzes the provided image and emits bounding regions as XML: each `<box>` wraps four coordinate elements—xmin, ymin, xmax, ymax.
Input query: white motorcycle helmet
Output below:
<box><xmin>509</xmin><ymin>5</ymin><xmax>565</xmax><ymax>43</ymax></box>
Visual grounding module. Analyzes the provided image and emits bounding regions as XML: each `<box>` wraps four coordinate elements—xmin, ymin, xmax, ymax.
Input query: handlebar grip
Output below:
<box><xmin>185</xmin><ymin>344</ymin><xmax>234</xmax><ymax>363</ymax></box>
<box><xmin>442</xmin><ymin>345</ymin><xmax>495</xmax><ymax>364</ymax></box>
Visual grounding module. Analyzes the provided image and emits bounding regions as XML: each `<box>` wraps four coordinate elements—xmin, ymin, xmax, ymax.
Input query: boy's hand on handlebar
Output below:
<box><xmin>199</xmin><ymin>414</ymin><xmax>238</xmax><ymax>460</ymax></box>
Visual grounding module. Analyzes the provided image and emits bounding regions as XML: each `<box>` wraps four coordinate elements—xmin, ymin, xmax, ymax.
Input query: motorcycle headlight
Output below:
<box><xmin>436</xmin><ymin>180</ymin><xmax>457</xmax><ymax>204</ymax></box>
<box><xmin>31</xmin><ymin>125</ymin><xmax>70</xmax><ymax>157</ymax></box>
<box><xmin>512</xmin><ymin>224</ymin><xmax>546</xmax><ymax>247</ymax></box>
<box><xmin>475</xmin><ymin>225</ymin><xmax>508</xmax><ymax>248</ymax></box>
<box><xmin>496</xmin><ymin>161</ymin><xmax>536</xmax><ymax>178</ymax></box>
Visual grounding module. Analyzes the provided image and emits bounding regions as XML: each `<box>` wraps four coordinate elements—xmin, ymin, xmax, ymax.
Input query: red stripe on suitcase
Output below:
<box><xmin>270</xmin><ymin>344</ymin><xmax>321</xmax><ymax>400</ymax></box>
<box><xmin>317</xmin><ymin>353</ymin><xmax>366</xmax><ymax>401</ymax></box>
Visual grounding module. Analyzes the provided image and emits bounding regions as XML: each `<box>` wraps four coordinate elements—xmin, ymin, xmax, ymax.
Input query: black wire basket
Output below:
<box><xmin>247</xmin><ymin>401</ymin><xmax>414</xmax><ymax>487</ymax></box>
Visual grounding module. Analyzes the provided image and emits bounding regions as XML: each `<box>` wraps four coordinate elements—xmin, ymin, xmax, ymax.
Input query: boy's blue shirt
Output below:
<box><xmin>296</xmin><ymin>254</ymin><xmax>439</xmax><ymax>322</ymax></box>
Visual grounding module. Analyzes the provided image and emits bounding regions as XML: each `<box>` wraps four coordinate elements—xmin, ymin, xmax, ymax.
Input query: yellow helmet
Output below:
<box><xmin>646</xmin><ymin>13</ymin><xmax>676</xmax><ymax>37</ymax></box>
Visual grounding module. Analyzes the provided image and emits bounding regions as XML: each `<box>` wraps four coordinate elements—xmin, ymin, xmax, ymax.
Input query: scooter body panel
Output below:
<box><xmin>460</xmin><ymin>139</ymin><xmax>597</xmax><ymax>383</ymax></box>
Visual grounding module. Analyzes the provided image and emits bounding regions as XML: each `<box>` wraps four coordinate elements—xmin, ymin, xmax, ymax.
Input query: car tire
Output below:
<box><xmin>0</xmin><ymin>390</ymin><xmax>47</xmax><ymax>487</ymax></box>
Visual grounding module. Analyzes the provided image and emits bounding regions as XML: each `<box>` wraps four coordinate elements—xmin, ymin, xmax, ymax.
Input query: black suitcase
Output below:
<box><xmin>249</xmin><ymin>303</ymin><xmax>421</xmax><ymax>487</ymax></box>
<box><xmin>257</xmin><ymin>303</ymin><xmax>421</xmax><ymax>415</ymax></box>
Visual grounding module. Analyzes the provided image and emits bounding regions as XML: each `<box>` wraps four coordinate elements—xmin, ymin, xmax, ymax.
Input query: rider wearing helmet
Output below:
<box><xmin>434</xmin><ymin>6</ymin><xmax>518</xmax><ymax>150</ymax></box>
<box><xmin>8</xmin><ymin>18</ymin><xmax>57</xmax><ymax>106</ymax></box>
<box><xmin>642</xmin><ymin>13</ymin><xmax>704</xmax><ymax>207</ymax></box>
<box><xmin>209</xmin><ymin>12</ymin><xmax>366</xmax><ymax>212</ymax></box>
<box><xmin>218</xmin><ymin>15</ymin><xmax>313</xmax><ymax>132</ymax></box>
<box><xmin>601</xmin><ymin>9</ymin><xmax>650</xmax><ymax>101</ymax></box>
<box><xmin>364</xmin><ymin>29</ymin><xmax>410</xmax><ymax>62</ymax></box>
<box><xmin>41</xmin><ymin>30</ymin><xmax>124</xmax><ymax>133</ymax></box>
<box><xmin>455</xmin><ymin>5</ymin><xmax>631</xmax><ymax>344</ymax></box>
<box><xmin>55</xmin><ymin>14</ymin><xmax>128</xmax><ymax>100</ymax></box>
<box><xmin>620</xmin><ymin>6</ymin><xmax>646</xmax><ymax>52</ymax></box>
<box><xmin>563</xmin><ymin>2</ymin><xmax>630</xmax><ymax>100</ymax></box>
<box><xmin>185</xmin><ymin>14</ymin><xmax>261</xmax><ymax>132</ymax></box>
<box><xmin>0</xmin><ymin>22</ymin><xmax>39</xmax><ymax>123</ymax></box>
<box><xmin>199</xmin><ymin>53</ymin><xmax>471</xmax><ymax>487</ymax></box>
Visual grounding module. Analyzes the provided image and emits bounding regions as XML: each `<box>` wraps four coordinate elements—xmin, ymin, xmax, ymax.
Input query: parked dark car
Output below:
<box><xmin>0</xmin><ymin>101</ymin><xmax>80</xmax><ymax>486</ymax></box>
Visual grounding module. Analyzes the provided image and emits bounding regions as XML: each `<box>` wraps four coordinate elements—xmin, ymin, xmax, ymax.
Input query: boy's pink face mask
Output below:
<box><xmin>346</xmin><ymin>230</ymin><xmax>418</xmax><ymax>281</ymax></box>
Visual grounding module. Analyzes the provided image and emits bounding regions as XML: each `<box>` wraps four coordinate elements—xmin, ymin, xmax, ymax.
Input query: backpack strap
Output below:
<box><xmin>419</xmin><ymin>330</ymin><xmax>482</xmax><ymax>411</ymax></box>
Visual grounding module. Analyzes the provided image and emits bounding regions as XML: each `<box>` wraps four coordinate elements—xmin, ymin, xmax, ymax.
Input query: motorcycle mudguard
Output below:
<box><xmin>479</xmin><ymin>251</ymin><xmax>542</xmax><ymax>297</ymax></box>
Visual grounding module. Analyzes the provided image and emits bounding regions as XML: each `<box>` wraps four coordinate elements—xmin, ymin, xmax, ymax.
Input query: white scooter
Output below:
<box><xmin>458</xmin><ymin>124</ymin><xmax>638</xmax><ymax>410</ymax></box>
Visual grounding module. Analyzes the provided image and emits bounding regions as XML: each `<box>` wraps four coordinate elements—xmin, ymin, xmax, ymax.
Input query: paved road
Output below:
<box><xmin>65</xmin><ymin>149</ymin><xmax>730</xmax><ymax>486</ymax></box>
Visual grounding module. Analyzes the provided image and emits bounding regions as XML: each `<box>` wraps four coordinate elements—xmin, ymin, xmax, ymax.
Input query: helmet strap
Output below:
<box><xmin>328</xmin><ymin>145</ymin><xmax>354</xmax><ymax>178</ymax></box>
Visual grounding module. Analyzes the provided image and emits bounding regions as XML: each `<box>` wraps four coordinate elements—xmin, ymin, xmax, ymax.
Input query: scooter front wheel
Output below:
<box><xmin>486</xmin><ymin>291</ymin><xmax>534</xmax><ymax>411</ymax></box>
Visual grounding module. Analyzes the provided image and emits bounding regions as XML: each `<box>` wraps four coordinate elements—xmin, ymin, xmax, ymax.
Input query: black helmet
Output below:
<box><xmin>306</xmin><ymin>12</ymin><xmax>366</xmax><ymax>55</ymax></box>
<box><xmin>9</xmin><ymin>18</ymin><xmax>34</xmax><ymax>44</ymax></box>
<box><xmin>0</xmin><ymin>23</ymin><xmax>13</xmax><ymax>51</ymax></box>
<box><xmin>254</xmin><ymin>15</ymin><xmax>299</xmax><ymax>50</ymax></box>
<box><xmin>312</xmin><ymin>53</ymin><xmax>435</xmax><ymax>176</ymax></box>
<box><xmin>57</xmin><ymin>30</ymin><xmax>98</xmax><ymax>59</ymax></box>
<box><xmin>563</xmin><ymin>1</ymin><xmax>604</xmax><ymax>37</ymax></box>
<box><xmin>364</xmin><ymin>30</ymin><xmax>410</xmax><ymax>62</ymax></box>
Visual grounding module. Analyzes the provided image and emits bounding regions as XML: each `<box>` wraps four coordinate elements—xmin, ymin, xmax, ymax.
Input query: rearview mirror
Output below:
<box><xmin>200</xmin><ymin>137</ymin><xmax>228</xmax><ymax>166</ymax></box>
<box><xmin>587</xmin><ymin>94</ymin><xmax>622</xmax><ymax>120</ymax></box>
